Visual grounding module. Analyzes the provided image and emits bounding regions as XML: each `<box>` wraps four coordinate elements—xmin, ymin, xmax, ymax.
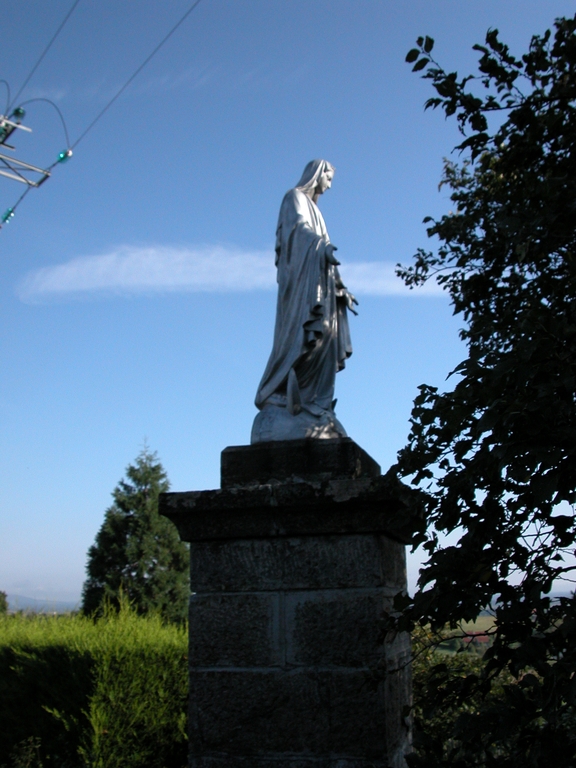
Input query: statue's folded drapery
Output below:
<box><xmin>255</xmin><ymin>186</ymin><xmax>352</xmax><ymax>417</ymax></box>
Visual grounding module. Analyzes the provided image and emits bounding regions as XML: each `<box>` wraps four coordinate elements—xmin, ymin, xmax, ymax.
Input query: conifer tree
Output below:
<box><xmin>82</xmin><ymin>449</ymin><xmax>189</xmax><ymax>623</ymax></box>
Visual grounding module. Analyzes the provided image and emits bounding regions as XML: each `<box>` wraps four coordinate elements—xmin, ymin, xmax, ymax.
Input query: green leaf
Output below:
<box><xmin>406</xmin><ymin>48</ymin><xmax>420</xmax><ymax>63</ymax></box>
<box><xmin>424</xmin><ymin>36</ymin><xmax>434</xmax><ymax>53</ymax></box>
<box><xmin>413</xmin><ymin>58</ymin><xmax>429</xmax><ymax>72</ymax></box>
<box><xmin>393</xmin><ymin>591</ymin><xmax>413</xmax><ymax>611</ymax></box>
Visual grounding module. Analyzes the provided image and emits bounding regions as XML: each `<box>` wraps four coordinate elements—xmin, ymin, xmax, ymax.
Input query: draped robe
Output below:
<box><xmin>255</xmin><ymin>187</ymin><xmax>352</xmax><ymax>416</ymax></box>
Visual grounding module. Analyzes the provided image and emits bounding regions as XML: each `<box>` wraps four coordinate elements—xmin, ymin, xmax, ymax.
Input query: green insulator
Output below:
<box><xmin>10</xmin><ymin>107</ymin><xmax>25</xmax><ymax>122</ymax></box>
<box><xmin>57</xmin><ymin>149</ymin><xmax>73</xmax><ymax>163</ymax></box>
<box><xmin>1</xmin><ymin>207</ymin><xmax>15</xmax><ymax>224</ymax></box>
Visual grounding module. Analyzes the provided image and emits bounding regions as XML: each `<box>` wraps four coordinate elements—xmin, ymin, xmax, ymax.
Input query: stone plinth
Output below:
<box><xmin>160</xmin><ymin>439</ymin><xmax>417</xmax><ymax>768</ymax></box>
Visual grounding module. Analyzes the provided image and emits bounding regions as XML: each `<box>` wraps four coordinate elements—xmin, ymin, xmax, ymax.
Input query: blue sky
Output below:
<box><xmin>1</xmin><ymin>0</ymin><xmax>574</xmax><ymax>603</ymax></box>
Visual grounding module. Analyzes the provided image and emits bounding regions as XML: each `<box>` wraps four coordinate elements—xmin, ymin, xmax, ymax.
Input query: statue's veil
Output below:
<box><xmin>295</xmin><ymin>159</ymin><xmax>335</xmax><ymax>196</ymax></box>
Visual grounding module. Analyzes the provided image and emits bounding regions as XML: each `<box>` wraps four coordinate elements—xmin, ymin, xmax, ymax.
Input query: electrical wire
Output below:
<box><xmin>13</xmin><ymin>186</ymin><xmax>31</xmax><ymax>209</ymax></box>
<box><xmin>9</xmin><ymin>0</ymin><xmax>82</xmax><ymax>111</ymax></box>
<box><xmin>18</xmin><ymin>98</ymin><xmax>71</xmax><ymax>148</ymax></box>
<box><xmin>71</xmin><ymin>0</ymin><xmax>204</xmax><ymax>149</ymax></box>
<box><xmin>0</xmin><ymin>80</ymin><xmax>11</xmax><ymax>114</ymax></box>
<box><xmin>0</xmin><ymin>185</ymin><xmax>31</xmax><ymax>227</ymax></box>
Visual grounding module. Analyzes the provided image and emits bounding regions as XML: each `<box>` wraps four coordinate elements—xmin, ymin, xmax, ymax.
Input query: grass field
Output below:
<box><xmin>460</xmin><ymin>614</ymin><xmax>496</xmax><ymax>633</ymax></box>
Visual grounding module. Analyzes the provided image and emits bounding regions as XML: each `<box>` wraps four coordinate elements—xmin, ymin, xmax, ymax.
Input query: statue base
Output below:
<box><xmin>251</xmin><ymin>402</ymin><xmax>347</xmax><ymax>443</ymax></box>
<box><xmin>160</xmin><ymin>439</ymin><xmax>416</xmax><ymax>768</ymax></box>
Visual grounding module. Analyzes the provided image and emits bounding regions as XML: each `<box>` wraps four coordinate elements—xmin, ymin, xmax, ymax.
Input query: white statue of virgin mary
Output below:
<box><xmin>251</xmin><ymin>159</ymin><xmax>358</xmax><ymax>444</ymax></box>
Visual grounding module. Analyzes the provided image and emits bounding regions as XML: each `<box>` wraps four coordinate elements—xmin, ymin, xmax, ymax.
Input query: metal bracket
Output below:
<box><xmin>0</xmin><ymin>152</ymin><xmax>50</xmax><ymax>187</ymax></box>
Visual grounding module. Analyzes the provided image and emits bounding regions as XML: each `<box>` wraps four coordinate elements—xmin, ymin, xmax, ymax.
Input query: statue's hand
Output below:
<box><xmin>325</xmin><ymin>243</ymin><xmax>340</xmax><ymax>266</ymax></box>
<box><xmin>345</xmin><ymin>290</ymin><xmax>359</xmax><ymax>315</ymax></box>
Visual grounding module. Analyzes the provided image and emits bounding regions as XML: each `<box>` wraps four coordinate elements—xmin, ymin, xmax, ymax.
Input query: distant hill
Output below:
<box><xmin>7</xmin><ymin>594</ymin><xmax>80</xmax><ymax>613</ymax></box>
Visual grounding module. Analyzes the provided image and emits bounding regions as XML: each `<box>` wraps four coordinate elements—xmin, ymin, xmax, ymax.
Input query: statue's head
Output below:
<box><xmin>295</xmin><ymin>159</ymin><xmax>335</xmax><ymax>198</ymax></box>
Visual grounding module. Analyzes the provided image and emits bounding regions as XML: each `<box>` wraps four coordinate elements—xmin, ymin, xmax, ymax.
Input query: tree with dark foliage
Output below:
<box><xmin>0</xmin><ymin>591</ymin><xmax>7</xmax><ymax>614</ymax></box>
<box><xmin>391</xmin><ymin>16</ymin><xmax>576</xmax><ymax>767</ymax></box>
<box><xmin>82</xmin><ymin>449</ymin><xmax>189</xmax><ymax>623</ymax></box>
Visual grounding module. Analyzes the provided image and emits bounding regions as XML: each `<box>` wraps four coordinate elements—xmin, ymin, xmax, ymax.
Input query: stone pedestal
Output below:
<box><xmin>160</xmin><ymin>438</ymin><xmax>417</xmax><ymax>768</ymax></box>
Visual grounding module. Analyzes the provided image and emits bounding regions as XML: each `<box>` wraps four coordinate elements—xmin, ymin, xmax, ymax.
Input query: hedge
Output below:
<box><xmin>0</xmin><ymin>601</ymin><xmax>187</xmax><ymax>768</ymax></box>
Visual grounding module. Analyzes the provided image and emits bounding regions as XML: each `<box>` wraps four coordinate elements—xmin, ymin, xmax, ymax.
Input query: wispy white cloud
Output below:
<box><xmin>18</xmin><ymin>245</ymin><xmax>274</xmax><ymax>303</ymax></box>
<box><xmin>18</xmin><ymin>245</ymin><xmax>444</xmax><ymax>303</ymax></box>
<box><xmin>50</xmin><ymin>60</ymin><xmax>305</xmax><ymax>108</ymax></box>
<box><xmin>224</xmin><ymin>63</ymin><xmax>310</xmax><ymax>94</ymax></box>
<box><xmin>130</xmin><ymin>64</ymin><xmax>218</xmax><ymax>95</ymax></box>
<box><xmin>62</xmin><ymin>63</ymin><xmax>217</xmax><ymax>108</ymax></box>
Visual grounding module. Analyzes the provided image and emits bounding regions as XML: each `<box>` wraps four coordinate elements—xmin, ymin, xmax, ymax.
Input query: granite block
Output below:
<box><xmin>286</xmin><ymin>590</ymin><xmax>386</xmax><ymax>668</ymax></box>
<box><xmin>189</xmin><ymin>535</ymin><xmax>394</xmax><ymax>593</ymax></box>
<box><xmin>221</xmin><ymin>438</ymin><xmax>381</xmax><ymax>488</ymax></box>
<box><xmin>191</xmin><ymin>758</ymin><xmax>389</xmax><ymax>768</ymax></box>
<box><xmin>189</xmin><ymin>671</ymin><xmax>328</xmax><ymax>754</ymax></box>
<box><xmin>319</xmin><ymin>670</ymin><xmax>386</xmax><ymax>756</ymax></box>
<box><xmin>282</xmin><ymin>536</ymin><xmax>384</xmax><ymax>591</ymax></box>
<box><xmin>378</xmin><ymin>536</ymin><xmax>408</xmax><ymax>592</ymax></box>
<box><xmin>189</xmin><ymin>593</ymin><xmax>279</xmax><ymax>667</ymax></box>
<box><xmin>189</xmin><ymin>538</ymin><xmax>285</xmax><ymax>592</ymax></box>
<box><xmin>160</xmin><ymin>473</ymin><xmax>421</xmax><ymax>545</ymax></box>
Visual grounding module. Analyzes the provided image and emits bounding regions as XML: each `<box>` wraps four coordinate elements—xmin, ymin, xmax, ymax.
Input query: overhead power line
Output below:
<box><xmin>1</xmin><ymin>0</ymin><xmax>205</xmax><ymax>229</ymax></box>
<box><xmin>9</xmin><ymin>0</ymin><xmax>82</xmax><ymax>111</ymax></box>
<box><xmin>72</xmin><ymin>0</ymin><xmax>204</xmax><ymax>149</ymax></box>
<box><xmin>18</xmin><ymin>98</ymin><xmax>71</xmax><ymax>148</ymax></box>
<box><xmin>0</xmin><ymin>80</ymin><xmax>11</xmax><ymax>113</ymax></box>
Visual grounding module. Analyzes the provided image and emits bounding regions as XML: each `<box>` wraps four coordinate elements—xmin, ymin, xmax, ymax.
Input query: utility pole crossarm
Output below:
<box><xmin>0</xmin><ymin>152</ymin><xmax>50</xmax><ymax>186</ymax></box>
